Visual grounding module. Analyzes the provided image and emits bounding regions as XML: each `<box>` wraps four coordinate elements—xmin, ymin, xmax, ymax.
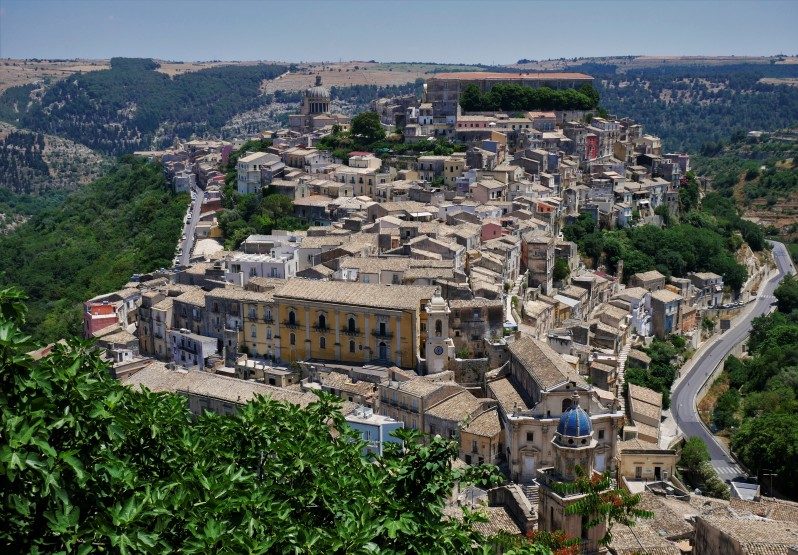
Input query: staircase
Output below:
<box><xmin>616</xmin><ymin>341</ymin><xmax>632</xmax><ymax>413</ymax></box>
<box><xmin>521</xmin><ymin>483</ymin><xmax>540</xmax><ymax>507</ymax></box>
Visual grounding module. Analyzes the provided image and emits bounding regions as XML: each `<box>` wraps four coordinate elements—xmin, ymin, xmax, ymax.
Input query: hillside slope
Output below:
<box><xmin>0</xmin><ymin>156</ymin><xmax>187</xmax><ymax>341</ymax></box>
<box><xmin>0</xmin><ymin>58</ymin><xmax>287</xmax><ymax>155</ymax></box>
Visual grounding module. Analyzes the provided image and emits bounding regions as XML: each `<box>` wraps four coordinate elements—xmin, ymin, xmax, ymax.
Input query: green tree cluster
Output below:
<box><xmin>677</xmin><ymin>438</ymin><xmax>729</xmax><ymax>499</ymax></box>
<box><xmin>0</xmin><ymin>157</ymin><xmax>187</xmax><ymax>343</ymax></box>
<box><xmin>459</xmin><ymin>83</ymin><xmax>600</xmax><ymax>112</ymax></box>
<box><xmin>725</xmin><ymin>300</ymin><xmax>798</xmax><ymax>497</ymax></box>
<box><xmin>624</xmin><ymin>336</ymin><xmax>686</xmax><ymax>409</ymax></box>
<box><xmin>563</xmin><ymin>200</ymin><xmax>751</xmax><ymax>291</ymax></box>
<box><xmin>219</xmin><ymin>141</ymin><xmax>310</xmax><ymax>249</ymax></box>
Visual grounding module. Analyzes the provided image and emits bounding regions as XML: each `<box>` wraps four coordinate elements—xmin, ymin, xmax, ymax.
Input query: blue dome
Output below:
<box><xmin>557</xmin><ymin>403</ymin><xmax>593</xmax><ymax>438</ymax></box>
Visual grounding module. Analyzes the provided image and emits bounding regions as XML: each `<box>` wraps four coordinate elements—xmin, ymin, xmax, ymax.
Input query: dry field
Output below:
<box><xmin>759</xmin><ymin>77</ymin><xmax>798</xmax><ymax>87</ymax></box>
<box><xmin>261</xmin><ymin>62</ymin><xmax>426</xmax><ymax>93</ymax></box>
<box><xmin>509</xmin><ymin>55</ymin><xmax>778</xmax><ymax>72</ymax></box>
<box><xmin>0</xmin><ymin>59</ymin><xmax>109</xmax><ymax>93</ymax></box>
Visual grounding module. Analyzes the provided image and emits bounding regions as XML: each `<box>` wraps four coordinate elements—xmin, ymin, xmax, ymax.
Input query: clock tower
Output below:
<box><xmin>425</xmin><ymin>289</ymin><xmax>454</xmax><ymax>374</ymax></box>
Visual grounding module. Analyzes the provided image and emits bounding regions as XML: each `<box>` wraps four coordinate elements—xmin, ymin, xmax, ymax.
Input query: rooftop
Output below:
<box><xmin>430</xmin><ymin>72</ymin><xmax>594</xmax><ymax>81</ymax></box>
<box><xmin>122</xmin><ymin>361</ymin><xmax>318</xmax><ymax>408</ymax></box>
<box><xmin>275</xmin><ymin>279</ymin><xmax>436</xmax><ymax>311</ymax></box>
<box><xmin>425</xmin><ymin>390</ymin><xmax>481</xmax><ymax>423</ymax></box>
<box><xmin>508</xmin><ymin>335</ymin><xmax>586</xmax><ymax>391</ymax></box>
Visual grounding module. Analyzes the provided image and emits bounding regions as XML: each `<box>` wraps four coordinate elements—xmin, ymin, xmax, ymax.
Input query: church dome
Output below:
<box><xmin>306</xmin><ymin>75</ymin><xmax>330</xmax><ymax>101</ymax></box>
<box><xmin>556</xmin><ymin>394</ymin><xmax>593</xmax><ymax>441</ymax></box>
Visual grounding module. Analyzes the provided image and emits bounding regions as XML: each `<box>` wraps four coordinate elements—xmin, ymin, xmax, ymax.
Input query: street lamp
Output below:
<box><xmin>761</xmin><ymin>469</ymin><xmax>777</xmax><ymax>498</ymax></box>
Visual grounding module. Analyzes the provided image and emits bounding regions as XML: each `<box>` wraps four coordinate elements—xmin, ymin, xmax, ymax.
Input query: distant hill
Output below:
<box><xmin>692</xmin><ymin>129</ymin><xmax>798</xmax><ymax>252</ymax></box>
<box><xmin>0</xmin><ymin>58</ymin><xmax>287</xmax><ymax>156</ymax></box>
<box><xmin>0</xmin><ymin>122</ymin><xmax>108</xmax><ymax>195</ymax></box>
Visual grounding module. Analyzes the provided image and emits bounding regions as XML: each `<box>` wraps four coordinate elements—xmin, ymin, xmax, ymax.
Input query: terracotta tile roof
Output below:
<box><xmin>443</xmin><ymin>505</ymin><xmax>522</xmax><ymax>537</ymax></box>
<box><xmin>431</xmin><ymin>71</ymin><xmax>593</xmax><ymax>81</ymax></box>
<box><xmin>174</xmin><ymin>288</ymin><xmax>207</xmax><ymax>307</ymax></box>
<box><xmin>425</xmin><ymin>390</ymin><xmax>481</xmax><ymax>423</ymax></box>
<box><xmin>462</xmin><ymin>408</ymin><xmax>501</xmax><ymax>437</ymax></box>
<box><xmin>697</xmin><ymin>516</ymin><xmax>798</xmax><ymax>553</ymax></box>
<box><xmin>275</xmin><ymin>279</ymin><xmax>436</xmax><ymax>311</ymax></box>
<box><xmin>487</xmin><ymin>377</ymin><xmax>529</xmax><ymax>413</ymax></box>
<box><xmin>122</xmin><ymin>361</ymin><xmax>317</xmax><ymax>407</ymax></box>
<box><xmin>508</xmin><ymin>335</ymin><xmax>586</xmax><ymax>390</ymax></box>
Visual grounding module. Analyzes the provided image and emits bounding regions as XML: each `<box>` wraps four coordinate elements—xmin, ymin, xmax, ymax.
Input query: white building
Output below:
<box><xmin>345</xmin><ymin>405</ymin><xmax>404</xmax><ymax>455</ymax></box>
<box><xmin>168</xmin><ymin>328</ymin><xmax>218</xmax><ymax>372</ymax></box>
<box><xmin>237</xmin><ymin>152</ymin><xmax>280</xmax><ymax>194</ymax></box>
<box><xmin>173</xmin><ymin>170</ymin><xmax>196</xmax><ymax>193</ymax></box>
<box><xmin>225</xmin><ymin>252</ymin><xmax>298</xmax><ymax>286</ymax></box>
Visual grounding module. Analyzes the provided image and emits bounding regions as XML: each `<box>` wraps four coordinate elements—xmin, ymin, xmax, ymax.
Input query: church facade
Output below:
<box><xmin>288</xmin><ymin>75</ymin><xmax>349</xmax><ymax>134</ymax></box>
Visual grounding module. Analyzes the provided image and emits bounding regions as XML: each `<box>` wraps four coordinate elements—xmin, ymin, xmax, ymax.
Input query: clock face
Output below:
<box><xmin>434</xmin><ymin>345</ymin><xmax>444</xmax><ymax>356</ymax></box>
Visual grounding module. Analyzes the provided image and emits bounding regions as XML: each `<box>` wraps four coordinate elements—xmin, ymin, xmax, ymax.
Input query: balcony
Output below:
<box><xmin>341</xmin><ymin>327</ymin><xmax>361</xmax><ymax>336</ymax></box>
<box><xmin>372</xmin><ymin>329</ymin><xmax>394</xmax><ymax>339</ymax></box>
<box><xmin>283</xmin><ymin>320</ymin><xmax>301</xmax><ymax>329</ymax></box>
<box><xmin>263</xmin><ymin>316</ymin><xmax>274</xmax><ymax>324</ymax></box>
<box><xmin>313</xmin><ymin>324</ymin><xmax>332</xmax><ymax>333</ymax></box>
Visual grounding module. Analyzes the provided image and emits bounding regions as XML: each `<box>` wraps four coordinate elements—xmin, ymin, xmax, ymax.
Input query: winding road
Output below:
<box><xmin>671</xmin><ymin>241</ymin><xmax>796</xmax><ymax>481</ymax></box>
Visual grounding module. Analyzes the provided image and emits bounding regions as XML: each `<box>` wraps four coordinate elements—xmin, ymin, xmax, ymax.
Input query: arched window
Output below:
<box><xmin>250</xmin><ymin>324</ymin><xmax>257</xmax><ymax>339</ymax></box>
<box><xmin>288</xmin><ymin>310</ymin><xmax>296</xmax><ymax>325</ymax></box>
<box><xmin>562</xmin><ymin>398</ymin><xmax>573</xmax><ymax>413</ymax></box>
<box><xmin>348</xmin><ymin>317</ymin><xmax>356</xmax><ymax>333</ymax></box>
<box><xmin>320</xmin><ymin>336</ymin><xmax>326</xmax><ymax>349</ymax></box>
<box><xmin>435</xmin><ymin>319</ymin><xmax>442</xmax><ymax>337</ymax></box>
<box><xmin>349</xmin><ymin>340</ymin><xmax>355</xmax><ymax>353</ymax></box>
<box><xmin>289</xmin><ymin>333</ymin><xmax>296</xmax><ymax>346</ymax></box>
<box><xmin>318</xmin><ymin>314</ymin><xmax>326</xmax><ymax>329</ymax></box>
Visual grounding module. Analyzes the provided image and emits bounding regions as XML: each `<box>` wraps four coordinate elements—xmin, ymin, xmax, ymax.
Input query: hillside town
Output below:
<box><xmin>78</xmin><ymin>71</ymin><xmax>798</xmax><ymax>554</ymax></box>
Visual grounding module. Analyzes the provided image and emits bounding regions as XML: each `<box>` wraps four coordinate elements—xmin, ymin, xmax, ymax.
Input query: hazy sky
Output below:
<box><xmin>1</xmin><ymin>0</ymin><xmax>796</xmax><ymax>64</ymax></box>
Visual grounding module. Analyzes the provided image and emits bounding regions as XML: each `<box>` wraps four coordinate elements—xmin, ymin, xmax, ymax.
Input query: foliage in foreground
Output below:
<box><xmin>0</xmin><ymin>288</ymin><xmax>505</xmax><ymax>553</ymax></box>
<box><xmin>0</xmin><ymin>289</ymin><xmax>653</xmax><ymax>553</ymax></box>
<box><xmin>0</xmin><ymin>156</ymin><xmax>187</xmax><ymax>343</ymax></box>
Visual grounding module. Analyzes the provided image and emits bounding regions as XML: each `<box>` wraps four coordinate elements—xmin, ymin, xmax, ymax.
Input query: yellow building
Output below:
<box><xmin>272</xmin><ymin>280</ymin><xmax>437</xmax><ymax>369</ymax></box>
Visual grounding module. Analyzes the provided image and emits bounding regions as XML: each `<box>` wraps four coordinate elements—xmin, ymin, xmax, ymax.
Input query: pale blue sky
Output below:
<box><xmin>1</xmin><ymin>0</ymin><xmax>796</xmax><ymax>64</ymax></box>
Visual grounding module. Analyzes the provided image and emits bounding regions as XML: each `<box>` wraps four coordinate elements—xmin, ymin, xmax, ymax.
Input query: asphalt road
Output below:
<box><xmin>178</xmin><ymin>184</ymin><xmax>203</xmax><ymax>266</ymax></box>
<box><xmin>671</xmin><ymin>241</ymin><xmax>796</xmax><ymax>482</ymax></box>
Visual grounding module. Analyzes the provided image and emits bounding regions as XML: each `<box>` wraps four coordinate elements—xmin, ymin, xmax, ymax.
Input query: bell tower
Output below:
<box><xmin>424</xmin><ymin>289</ymin><xmax>454</xmax><ymax>374</ymax></box>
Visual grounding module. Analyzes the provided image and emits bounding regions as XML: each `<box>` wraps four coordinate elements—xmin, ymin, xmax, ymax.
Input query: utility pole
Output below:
<box><xmin>761</xmin><ymin>469</ymin><xmax>777</xmax><ymax>498</ymax></box>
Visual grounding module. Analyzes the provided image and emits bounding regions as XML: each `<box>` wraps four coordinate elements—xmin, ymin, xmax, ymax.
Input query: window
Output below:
<box><xmin>320</xmin><ymin>336</ymin><xmax>326</xmax><ymax>349</ymax></box>
<box><xmin>318</xmin><ymin>314</ymin><xmax>326</xmax><ymax>329</ymax></box>
<box><xmin>526</xmin><ymin>432</ymin><xmax>534</xmax><ymax>442</ymax></box>
<box><xmin>598</xmin><ymin>429</ymin><xmax>605</xmax><ymax>440</ymax></box>
<box><xmin>349</xmin><ymin>340</ymin><xmax>355</xmax><ymax>353</ymax></box>
<box><xmin>289</xmin><ymin>333</ymin><xmax>296</xmax><ymax>346</ymax></box>
<box><xmin>250</xmin><ymin>324</ymin><xmax>257</xmax><ymax>339</ymax></box>
<box><xmin>267</xmin><ymin>329</ymin><xmax>272</xmax><ymax>339</ymax></box>
<box><xmin>288</xmin><ymin>310</ymin><xmax>296</xmax><ymax>325</ymax></box>
<box><xmin>348</xmin><ymin>317</ymin><xmax>356</xmax><ymax>333</ymax></box>
<box><xmin>435</xmin><ymin>319</ymin><xmax>442</xmax><ymax>337</ymax></box>
<box><xmin>471</xmin><ymin>440</ymin><xmax>478</xmax><ymax>454</ymax></box>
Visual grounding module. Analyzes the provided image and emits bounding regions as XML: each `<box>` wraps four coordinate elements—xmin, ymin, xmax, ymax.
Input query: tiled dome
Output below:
<box><xmin>557</xmin><ymin>398</ymin><xmax>592</xmax><ymax>439</ymax></box>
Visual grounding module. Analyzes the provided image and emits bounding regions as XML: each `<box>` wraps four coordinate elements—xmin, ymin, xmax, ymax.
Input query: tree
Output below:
<box><xmin>553</xmin><ymin>258</ymin><xmax>570</xmax><ymax>282</ymax></box>
<box><xmin>459</xmin><ymin>85</ymin><xmax>483</xmax><ymax>112</ymax></box>
<box><xmin>679</xmin><ymin>437</ymin><xmax>710</xmax><ymax>478</ymax></box>
<box><xmin>775</xmin><ymin>275</ymin><xmax>798</xmax><ymax>314</ymax></box>
<box><xmin>732</xmin><ymin>412</ymin><xmax>798</xmax><ymax>496</ymax></box>
<box><xmin>350</xmin><ymin>111</ymin><xmax>385</xmax><ymax>147</ymax></box>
